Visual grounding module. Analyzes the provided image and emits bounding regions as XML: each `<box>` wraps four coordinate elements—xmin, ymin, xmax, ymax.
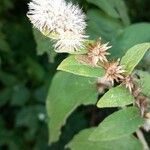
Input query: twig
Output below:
<box><xmin>136</xmin><ymin>129</ymin><xmax>150</xmax><ymax>150</ymax></box>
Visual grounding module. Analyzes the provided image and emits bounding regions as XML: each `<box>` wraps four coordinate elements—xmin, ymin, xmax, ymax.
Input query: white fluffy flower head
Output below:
<box><xmin>55</xmin><ymin>30</ymin><xmax>87</xmax><ymax>52</ymax></box>
<box><xmin>27</xmin><ymin>0</ymin><xmax>87</xmax><ymax>52</ymax></box>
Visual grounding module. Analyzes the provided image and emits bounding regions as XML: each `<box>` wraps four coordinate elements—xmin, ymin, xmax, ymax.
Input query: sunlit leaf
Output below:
<box><xmin>121</xmin><ymin>43</ymin><xmax>150</xmax><ymax>74</ymax></box>
<box><xmin>57</xmin><ymin>55</ymin><xmax>105</xmax><ymax>78</ymax></box>
<box><xmin>89</xmin><ymin>107</ymin><xmax>144</xmax><ymax>141</ymax></box>
<box><xmin>67</xmin><ymin>128</ymin><xmax>142</xmax><ymax>150</ymax></box>
<box><xmin>97</xmin><ymin>85</ymin><xmax>134</xmax><ymax>108</ymax></box>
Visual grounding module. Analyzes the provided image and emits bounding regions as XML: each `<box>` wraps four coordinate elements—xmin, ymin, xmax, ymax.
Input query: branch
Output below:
<box><xmin>136</xmin><ymin>129</ymin><xmax>150</xmax><ymax>150</ymax></box>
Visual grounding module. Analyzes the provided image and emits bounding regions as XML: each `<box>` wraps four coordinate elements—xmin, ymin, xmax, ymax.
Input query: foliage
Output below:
<box><xmin>1</xmin><ymin>0</ymin><xmax>150</xmax><ymax>150</ymax></box>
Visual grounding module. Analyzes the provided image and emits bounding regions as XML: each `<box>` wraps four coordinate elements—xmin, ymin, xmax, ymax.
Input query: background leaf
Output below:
<box><xmin>16</xmin><ymin>105</ymin><xmax>46</xmax><ymax>141</ymax></box>
<box><xmin>87</xmin><ymin>0</ymin><xmax>120</xmax><ymax>18</ymax></box>
<box><xmin>97</xmin><ymin>85</ymin><xmax>134</xmax><ymax>108</ymax></box>
<box><xmin>11</xmin><ymin>85</ymin><xmax>30</xmax><ymax>106</ymax></box>
<box><xmin>57</xmin><ymin>55</ymin><xmax>105</xmax><ymax>78</ymax></box>
<box><xmin>67</xmin><ymin>128</ymin><xmax>142</xmax><ymax>150</ymax></box>
<box><xmin>33</xmin><ymin>29</ymin><xmax>57</xmax><ymax>62</ymax></box>
<box><xmin>135</xmin><ymin>70</ymin><xmax>150</xmax><ymax>97</ymax></box>
<box><xmin>87</xmin><ymin>9</ymin><xmax>123</xmax><ymax>40</ymax></box>
<box><xmin>86</xmin><ymin>0</ymin><xmax>130</xmax><ymax>26</ymax></box>
<box><xmin>46</xmin><ymin>72</ymin><xmax>98</xmax><ymax>143</ymax></box>
<box><xmin>110</xmin><ymin>23</ymin><xmax>150</xmax><ymax>58</ymax></box>
<box><xmin>89</xmin><ymin>107</ymin><xmax>144</xmax><ymax>141</ymax></box>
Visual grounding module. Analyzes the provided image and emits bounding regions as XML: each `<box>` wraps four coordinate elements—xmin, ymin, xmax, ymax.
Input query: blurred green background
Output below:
<box><xmin>0</xmin><ymin>0</ymin><xmax>150</xmax><ymax>149</ymax></box>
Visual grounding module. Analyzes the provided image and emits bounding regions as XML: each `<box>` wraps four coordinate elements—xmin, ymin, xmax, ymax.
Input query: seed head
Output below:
<box><xmin>122</xmin><ymin>75</ymin><xmax>134</xmax><ymax>93</ymax></box>
<box><xmin>88</xmin><ymin>39</ymin><xmax>111</xmax><ymax>66</ymax></box>
<box><xmin>103</xmin><ymin>60</ymin><xmax>125</xmax><ymax>85</ymax></box>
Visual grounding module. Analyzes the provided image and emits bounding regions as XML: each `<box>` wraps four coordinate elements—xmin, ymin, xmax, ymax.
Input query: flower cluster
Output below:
<box><xmin>27</xmin><ymin>0</ymin><xmax>87</xmax><ymax>52</ymax></box>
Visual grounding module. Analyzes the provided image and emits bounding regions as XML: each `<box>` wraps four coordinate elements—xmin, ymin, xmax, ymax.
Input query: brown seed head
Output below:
<box><xmin>122</xmin><ymin>75</ymin><xmax>134</xmax><ymax>93</ymax></box>
<box><xmin>103</xmin><ymin>59</ymin><xmax>125</xmax><ymax>85</ymax></box>
<box><xmin>88</xmin><ymin>39</ymin><xmax>111</xmax><ymax>66</ymax></box>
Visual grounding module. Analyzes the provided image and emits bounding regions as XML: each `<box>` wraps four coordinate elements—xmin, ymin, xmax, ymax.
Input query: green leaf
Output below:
<box><xmin>135</xmin><ymin>70</ymin><xmax>150</xmax><ymax>97</ymax></box>
<box><xmin>87</xmin><ymin>0</ymin><xmax>120</xmax><ymax>19</ymax></box>
<box><xmin>67</xmin><ymin>128</ymin><xmax>142</xmax><ymax>150</ymax></box>
<box><xmin>33</xmin><ymin>29</ymin><xmax>57</xmax><ymax>62</ymax></box>
<box><xmin>0</xmin><ymin>71</ymin><xmax>18</xmax><ymax>86</ymax></box>
<box><xmin>121</xmin><ymin>43</ymin><xmax>150</xmax><ymax>74</ymax></box>
<box><xmin>16</xmin><ymin>105</ymin><xmax>45</xmax><ymax>128</ymax></box>
<box><xmin>57</xmin><ymin>55</ymin><xmax>105</xmax><ymax>78</ymax></box>
<box><xmin>0</xmin><ymin>88</ymin><xmax>12</xmax><ymax>107</ymax></box>
<box><xmin>0</xmin><ymin>32</ymin><xmax>11</xmax><ymax>52</ymax></box>
<box><xmin>86</xmin><ymin>0</ymin><xmax>130</xmax><ymax>25</ymax></box>
<box><xmin>46</xmin><ymin>72</ymin><xmax>98</xmax><ymax>143</ymax></box>
<box><xmin>97</xmin><ymin>85</ymin><xmax>134</xmax><ymax>108</ymax></box>
<box><xmin>87</xmin><ymin>9</ymin><xmax>123</xmax><ymax>41</ymax></box>
<box><xmin>111</xmin><ymin>0</ymin><xmax>130</xmax><ymax>26</ymax></box>
<box><xmin>16</xmin><ymin>105</ymin><xmax>46</xmax><ymax>141</ymax></box>
<box><xmin>11</xmin><ymin>85</ymin><xmax>30</xmax><ymax>106</ymax></box>
<box><xmin>89</xmin><ymin>107</ymin><xmax>144</xmax><ymax>141</ymax></box>
<box><xmin>26</xmin><ymin>57</ymin><xmax>46</xmax><ymax>82</ymax></box>
<box><xmin>110</xmin><ymin>23</ymin><xmax>150</xmax><ymax>58</ymax></box>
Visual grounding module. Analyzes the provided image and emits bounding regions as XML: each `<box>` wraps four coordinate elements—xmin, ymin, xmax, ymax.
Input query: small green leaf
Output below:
<box><xmin>46</xmin><ymin>72</ymin><xmax>98</xmax><ymax>143</ymax></box>
<box><xmin>136</xmin><ymin>70</ymin><xmax>150</xmax><ymax>97</ymax></box>
<box><xmin>33</xmin><ymin>29</ymin><xmax>57</xmax><ymax>62</ymax></box>
<box><xmin>121</xmin><ymin>43</ymin><xmax>150</xmax><ymax>74</ymax></box>
<box><xmin>97</xmin><ymin>85</ymin><xmax>134</xmax><ymax>108</ymax></box>
<box><xmin>67</xmin><ymin>128</ymin><xmax>142</xmax><ymax>150</ymax></box>
<box><xmin>57</xmin><ymin>55</ymin><xmax>105</xmax><ymax>78</ymax></box>
<box><xmin>89</xmin><ymin>107</ymin><xmax>144</xmax><ymax>141</ymax></box>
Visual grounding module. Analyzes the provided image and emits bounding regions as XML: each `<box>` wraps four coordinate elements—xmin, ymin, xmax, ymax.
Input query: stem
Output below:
<box><xmin>136</xmin><ymin>129</ymin><xmax>150</xmax><ymax>150</ymax></box>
